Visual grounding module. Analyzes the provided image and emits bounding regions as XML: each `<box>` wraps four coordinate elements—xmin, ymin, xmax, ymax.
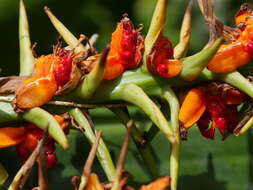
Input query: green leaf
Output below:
<box><xmin>0</xmin><ymin>163</ymin><xmax>8</xmax><ymax>185</ymax></box>
<box><xmin>19</xmin><ymin>0</ymin><xmax>35</xmax><ymax>76</ymax></box>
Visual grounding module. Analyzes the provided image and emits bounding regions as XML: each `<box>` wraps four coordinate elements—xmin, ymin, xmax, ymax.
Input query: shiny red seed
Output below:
<box><xmin>156</xmin><ymin>64</ymin><xmax>168</xmax><ymax>77</ymax></box>
<box><xmin>46</xmin><ymin>153</ymin><xmax>57</xmax><ymax>168</ymax></box>
<box><xmin>54</xmin><ymin>54</ymin><xmax>72</xmax><ymax>87</ymax></box>
<box><xmin>245</xmin><ymin>42</ymin><xmax>253</xmax><ymax>57</ymax></box>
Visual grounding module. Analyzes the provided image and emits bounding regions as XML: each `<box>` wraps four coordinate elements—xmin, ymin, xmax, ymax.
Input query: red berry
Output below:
<box><xmin>245</xmin><ymin>42</ymin><xmax>253</xmax><ymax>57</ymax></box>
<box><xmin>157</xmin><ymin>64</ymin><xmax>168</xmax><ymax>77</ymax></box>
<box><xmin>46</xmin><ymin>153</ymin><xmax>57</xmax><ymax>168</ymax></box>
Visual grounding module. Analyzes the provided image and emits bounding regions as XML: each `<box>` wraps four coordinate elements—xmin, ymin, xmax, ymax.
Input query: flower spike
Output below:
<box><xmin>19</xmin><ymin>0</ymin><xmax>35</xmax><ymax>76</ymax></box>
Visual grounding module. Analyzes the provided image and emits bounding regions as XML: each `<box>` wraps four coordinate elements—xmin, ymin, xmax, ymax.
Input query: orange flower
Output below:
<box><xmin>208</xmin><ymin>4</ymin><xmax>253</xmax><ymax>73</ymax></box>
<box><xmin>179</xmin><ymin>84</ymin><xmax>244</xmax><ymax>139</ymax></box>
<box><xmin>0</xmin><ymin>115</ymin><xmax>69</xmax><ymax>168</ymax></box>
<box><xmin>103</xmin><ymin>14</ymin><xmax>144</xmax><ymax>80</ymax></box>
<box><xmin>147</xmin><ymin>35</ymin><xmax>182</xmax><ymax>78</ymax></box>
<box><xmin>15</xmin><ymin>48</ymin><xmax>77</xmax><ymax>110</ymax></box>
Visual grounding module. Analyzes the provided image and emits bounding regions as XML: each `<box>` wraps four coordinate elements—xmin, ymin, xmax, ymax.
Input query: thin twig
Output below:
<box><xmin>37</xmin><ymin>134</ymin><xmax>49</xmax><ymax>190</ymax></box>
<box><xmin>8</xmin><ymin>129</ymin><xmax>48</xmax><ymax>190</ymax></box>
<box><xmin>111</xmin><ymin>120</ymin><xmax>133</xmax><ymax>190</ymax></box>
<box><xmin>78</xmin><ymin>131</ymin><xmax>102</xmax><ymax>190</ymax></box>
<box><xmin>47</xmin><ymin>100</ymin><xmax>127</xmax><ymax>109</ymax></box>
<box><xmin>234</xmin><ymin>110</ymin><xmax>253</xmax><ymax>135</ymax></box>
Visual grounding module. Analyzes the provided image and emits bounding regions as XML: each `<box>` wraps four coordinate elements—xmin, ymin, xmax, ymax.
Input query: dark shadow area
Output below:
<box><xmin>247</xmin><ymin>130</ymin><xmax>253</xmax><ymax>190</ymax></box>
<box><xmin>178</xmin><ymin>153</ymin><xmax>226</xmax><ymax>190</ymax></box>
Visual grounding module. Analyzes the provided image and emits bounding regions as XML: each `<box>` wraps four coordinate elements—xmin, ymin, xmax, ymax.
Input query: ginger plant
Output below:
<box><xmin>1</xmin><ymin>0</ymin><xmax>253</xmax><ymax>190</ymax></box>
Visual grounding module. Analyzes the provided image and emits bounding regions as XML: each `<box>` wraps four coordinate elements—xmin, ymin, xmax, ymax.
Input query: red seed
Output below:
<box><xmin>245</xmin><ymin>42</ymin><xmax>253</xmax><ymax>57</ymax></box>
<box><xmin>46</xmin><ymin>153</ymin><xmax>58</xmax><ymax>168</ymax></box>
<box><xmin>156</xmin><ymin>64</ymin><xmax>168</xmax><ymax>77</ymax></box>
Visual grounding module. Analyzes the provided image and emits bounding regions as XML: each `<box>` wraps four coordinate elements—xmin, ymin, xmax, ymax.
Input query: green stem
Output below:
<box><xmin>110</xmin><ymin>107</ymin><xmax>158</xmax><ymax>178</ymax></box>
<box><xmin>215</xmin><ymin>71</ymin><xmax>253</xmax><ymax>99</ymax></box>
<box><xmin>162</xmin><ymin>88</ymin><xmax>180</xmax><ymax>190</ymax></box>
<box><xmin>69</xmin><ymin>108</ymin><xmax>116</xmax><ymax>181</ymax></box>
<box><xmin>144</xmin><ymin>124</ymin><xmax>160</xmax><ymax>142</ymax></box>
<box><xmin>117</xmin><ymin>83</ymin><xmax>175</xmax><ymax>143</ymax></box>
<box><xmin>19</xmin><ymin>0</ymin><xmax>34</xmax><ymax>76</ymax></box>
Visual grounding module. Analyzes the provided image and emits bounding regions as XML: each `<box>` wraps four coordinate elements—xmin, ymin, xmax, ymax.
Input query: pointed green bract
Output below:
<box><xmin>180</xmin><ymin>38</ymin><xmax>223</xmax><ymax>81</ymax></box>
<box><xmin>0</xmin><ymin>163</ymin><xmax>8</xmax><ymax>186</ymax></box>
<box><xmin>22</xmin><ymin>107</ymin><xmax>68</xmax><ymax>149</ymax></box>
<box><xmin>143</xmin><ymin>0</ymin><xmax>168</xmax><ymax>71</ymax></box>
<box><xmin>69</xmin><ymin>108</ymin><xmax>116</xmax><ymax>181</ymax></box>
<box><xmin>19</xmin><ymin>0</ymin><xmax>35</xmax><ymax>76</ymax></box>
<box><xmin>44</xmin><ymin>7</ymin><xmax>86</xmax><ymax>53</ymax></box>
<box><xmin>76</xmin><ymin>48</ymin><xmax>108</xmax><ymax>99</ymax></box>
<box><xmin>118</xmin><ymin>83</ymin><xmax>175</xmax><ymax>143</ymax></box>
<box><xmin>174</xmin><ymin>0</ymin><xmax>193</xmax><ymax>59</ymax></box>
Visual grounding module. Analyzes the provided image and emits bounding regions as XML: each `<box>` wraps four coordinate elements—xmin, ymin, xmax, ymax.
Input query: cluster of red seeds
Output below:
<box><xmin>53</xmin><ymin>49</ymin><xmax>73</xmax><ymax>87</ymax></box>
<box><xmin>120</xmin><ymin>19</ymin><xmax>139</xmax><ymax>69</ymax></box>
<box><xmin>197</xmin><ymin>91</ymin><xmax>239</xmax><ymax>139</ymax></box>
<box><xmin>147</xmin><ymin>36</ymin><xmax>174</xmax><ymax>77</ymax></box>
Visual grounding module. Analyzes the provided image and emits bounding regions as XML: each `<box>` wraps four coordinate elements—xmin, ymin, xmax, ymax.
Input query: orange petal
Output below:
<box><xmin>54</xmin><ymin>115</ymin><xmax>69</xmax><ymax>131</ymax></box>
<box><xmin>35</xmin><ymin>55</ymin><xmax>60</xmax><ymax>77</ymax></box>
<box><xmin>86</xmin><ymin>173</ymin><xmax>105</xmax><ymax>190</ymax></box>
<box><xmin>103</xmin><ymin>59</ymin><xmax>125</xmax><ymax>80</ymax></box>
<box><xmin>162</xmin><ymin>59</ymin><xmax>182</xmax><ymax>78</ymax></box>
<box><xmin>179</xmin><ymin>88</ymin><xmax>206</xmax><ymax>128</ymax></box>
<box><xmin>0</xmin><ymin>127</ymin><xmax>26</xmax><ymax>148</ymax></box>
<box><xmin>224</xmin><ymin>89</ymin><xmax>245</xmax><ymax>105</ymax></box>
<box><xmin>24</xmin><ymin>133</ymin><xmax>39</xmax><ymax>152</ymax></box>
<box><xmin>139</xmin><ymin>176</ymin><xmax>170</xmax><ymax>190</ymax></box>
<box><xmin>15</xmin><ymin>78</ymin><xmax>57</xmax><ymax>109</ymax></box>
<box><xmin>207</xmin><ymin>43</ymin><xmax>251</xmax><ymax>73</ymax></box>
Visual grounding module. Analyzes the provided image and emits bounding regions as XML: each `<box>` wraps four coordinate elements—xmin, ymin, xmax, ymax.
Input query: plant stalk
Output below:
<box><xmin>111</xmin><ymin>107</ymin><xmax>158</xmax><ymax>178</ymax></box>
<box><xmin>69</xmin><ymin>108</ymin><xmax>116</xmax><ymax>181</ymax></box>
<box><xmin>162</xmin><ymin>88</ymin><xmax>180</xmax><ymax>190</ymax></box>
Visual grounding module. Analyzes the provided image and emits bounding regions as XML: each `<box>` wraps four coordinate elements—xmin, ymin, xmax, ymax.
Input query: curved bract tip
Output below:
<box><xmin>180</xmin><ymin>37</ymin><xmax>223</xmax><ymax>81</ymax></box>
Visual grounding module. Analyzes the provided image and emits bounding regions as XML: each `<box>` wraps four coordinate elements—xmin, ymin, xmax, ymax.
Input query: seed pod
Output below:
<box><xmin>14</xmin><ymin>48</ymin><xmax>82</xmax><ymax>110</ymax></box>
<box><xmin>104</xmin><ymin>15</ymin><xmax>144</xmax><ymax>80</ymax></box>
<box><xmin>147</xmin><ymin>35</ymin><xmax>182</xmax><ymax>78</ymax></box>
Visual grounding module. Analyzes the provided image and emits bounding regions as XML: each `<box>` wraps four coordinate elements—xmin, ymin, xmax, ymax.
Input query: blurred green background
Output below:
<box><xmin>1</xmin><ymin>0</ymin><xmax>253</xmax><ymax>190</ymax></box>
